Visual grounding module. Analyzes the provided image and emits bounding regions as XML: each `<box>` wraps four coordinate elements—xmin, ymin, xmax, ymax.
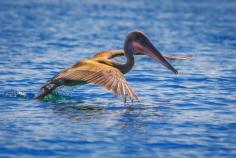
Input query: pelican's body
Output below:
<box><xmin>36</xmin><ymin>31</ymin><xmax>191</xmax><ymax>101</ymax></box>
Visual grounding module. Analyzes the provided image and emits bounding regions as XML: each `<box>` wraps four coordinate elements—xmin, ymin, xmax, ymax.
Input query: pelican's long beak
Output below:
<box><xmin>132</xmin><ymin>41</ymin><xmax>178</xmax><ymax>74</ymax></box>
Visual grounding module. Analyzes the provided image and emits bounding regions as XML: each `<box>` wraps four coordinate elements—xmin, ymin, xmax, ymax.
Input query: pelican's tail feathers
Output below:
<box><xmin>36</xmin><ymin>81</ymin><xmax>58</xmax><ymax>100</ymax></box>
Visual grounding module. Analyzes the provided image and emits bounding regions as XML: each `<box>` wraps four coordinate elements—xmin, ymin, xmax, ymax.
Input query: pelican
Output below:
<box><xmin>36</xmin><ymin>30</ymin><xmax>190</xmax><ymax>101</ymax></box>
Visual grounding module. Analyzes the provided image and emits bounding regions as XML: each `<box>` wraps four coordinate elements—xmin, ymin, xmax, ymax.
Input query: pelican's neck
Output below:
<box><xmin>121</xmin><ymin>53</ymin><xmax>134</xmax><ymax>74</ymax></box>
<box><xmin>120</xmin><ymin>40</ymin><xmax>135</xmax><ymax>74</ymax></box>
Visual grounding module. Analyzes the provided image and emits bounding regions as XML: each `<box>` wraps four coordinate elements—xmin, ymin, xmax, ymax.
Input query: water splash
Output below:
<box><xmin>0</xmin><ymin>86</ymin><xmax>84</xmax><ymax>103</ymax></box>
<box><xmin>0</xmin><ymin>89</ymin><xmax>35</xmax><ymax>99</ymax></box>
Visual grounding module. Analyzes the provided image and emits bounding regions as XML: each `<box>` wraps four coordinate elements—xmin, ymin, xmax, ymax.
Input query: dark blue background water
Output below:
<box><xmin>0</xmin><ymin>0</ymin><xmax>236</xmax><ymax>157</ymax></box>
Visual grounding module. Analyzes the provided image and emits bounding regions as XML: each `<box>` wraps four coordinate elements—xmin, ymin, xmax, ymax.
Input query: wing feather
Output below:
<box><xmin>111</xmin><ymin>78</ymin><xmax>118</xmax><ymax>95</ymax></box>
<box><xmin>104</xmin><ymin>77</ymin><xmax>114</xmax><ymax>90</ymax></box>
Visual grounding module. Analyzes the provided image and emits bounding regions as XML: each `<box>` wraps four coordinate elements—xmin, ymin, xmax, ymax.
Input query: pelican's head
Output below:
<box><xmin>124</xmin><ymin>30</ymin><xmax>178</xmax><ymax>74</ymax></box>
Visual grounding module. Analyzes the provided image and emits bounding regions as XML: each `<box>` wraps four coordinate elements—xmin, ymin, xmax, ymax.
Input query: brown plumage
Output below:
<box><xmin>36</xmin><ymin>30</ymin><xmax>191</xmax><ymax>101</ymax></box>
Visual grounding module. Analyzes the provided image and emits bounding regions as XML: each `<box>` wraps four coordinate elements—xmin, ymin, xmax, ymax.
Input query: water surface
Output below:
<box><xmin>0</xmin><ymin>0</ymin><xmax>236</xmax><ymax>157</ymax></box>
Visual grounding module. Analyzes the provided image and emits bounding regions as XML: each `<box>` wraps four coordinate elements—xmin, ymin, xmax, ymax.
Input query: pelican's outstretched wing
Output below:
<box><xmin>54</xmin><ymin>60</ymin><xmax>138</xmax><ymax>101</ymax></box>
<box><xmin>91</xmin><ymin>50</ymin><xmax>125</xmax><ymax>59</ymax></box>
<box><xmin>92</xmin><ymin>49</ymin><xmax>192</xmax><ymax>60</ymax></box>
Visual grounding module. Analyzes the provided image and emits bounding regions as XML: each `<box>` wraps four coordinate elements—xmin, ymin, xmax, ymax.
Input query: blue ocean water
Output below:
<box><xmin>0</xmin><ymin>0</ymin><xmax>236</xmax><ymax>157</ymax></box>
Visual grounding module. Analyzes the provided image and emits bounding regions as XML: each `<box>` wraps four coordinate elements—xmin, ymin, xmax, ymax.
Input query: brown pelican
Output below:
<box><xmin>36</xmin><ymin>30</ymin><xmax>191</xmax><ymax>101</ymax></box>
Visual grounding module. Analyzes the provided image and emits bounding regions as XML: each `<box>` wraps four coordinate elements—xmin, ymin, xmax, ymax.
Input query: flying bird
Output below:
<box><xmin>36</xmin><ymin>30</ymin><xmax>191</xmax><ymax>101</ymax></box>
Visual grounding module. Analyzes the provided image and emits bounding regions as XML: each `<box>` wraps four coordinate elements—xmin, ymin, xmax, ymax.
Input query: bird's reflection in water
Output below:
<box><xmin>49</xmin><ymin>97</ymin><xmax>163</xmax><ymax>134</ymax></box>
<box><xmin>42</xmin><ymin>88</ymin><xmax>164</xmax><ymax>132</ymax></box>
<box><xmin>116</xmin><ymin>104</ymin><xmax>164</xmax><ymax>131</ymax></box>
<box><xmin>50</xmin><ymin>101</ymin><xmax>104</xmax><ymax>122</ymax></box>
